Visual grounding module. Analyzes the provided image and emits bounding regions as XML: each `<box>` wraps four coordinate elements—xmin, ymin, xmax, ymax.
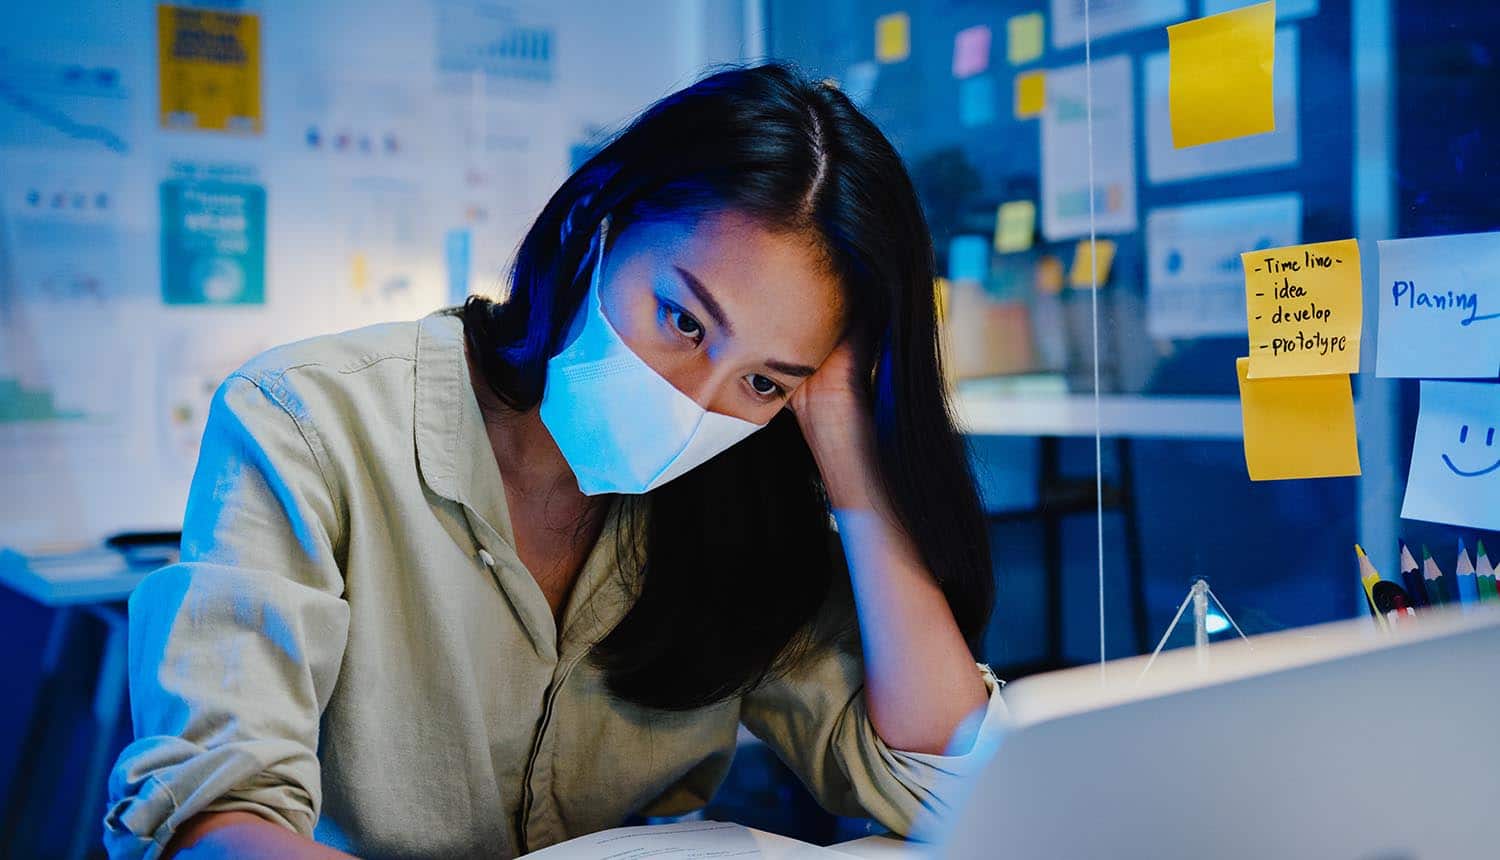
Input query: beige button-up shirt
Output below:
<box><xmin>103</xmin><ymin>308</ymin><xmax>1005</xmax><ymax>860</ymax></box>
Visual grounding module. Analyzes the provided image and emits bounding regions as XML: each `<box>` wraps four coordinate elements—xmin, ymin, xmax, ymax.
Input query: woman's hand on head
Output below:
<box><xmin>787</xmin><ymin>331</ymin><xmax>872</xmax><ymax>427</ymax></box>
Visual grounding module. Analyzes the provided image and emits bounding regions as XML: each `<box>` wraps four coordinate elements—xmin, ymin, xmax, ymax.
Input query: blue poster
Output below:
<box><xmin>160</xmin><ymin>179</ymin><xmax>265</xmax><ymax>305</ymax></box>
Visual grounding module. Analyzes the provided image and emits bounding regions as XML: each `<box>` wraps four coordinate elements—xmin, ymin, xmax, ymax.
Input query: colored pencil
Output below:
<box><xmin>1422</xmin><ymin>546</ymin><xmax>1451</xmax><ymax>606</ymax></box>
<box><xmin>1355</xmin><ymin>545</ymin><xmax>1387</xmax><ymax>630</ymax></box>
<box><xmin>1476</xmin><ymin>540</ymin><xmax>1497</xmax><ymax>602</ymax></box>
<box><xmin>1399</xmin><ymin>542</ymin><xmax>1430</xmax><ymax>608</ymax></box>
<box><xmin>1456</xmin><ymin>539</ymin><xmax>1479</xmax><ymax>607</ymax></box>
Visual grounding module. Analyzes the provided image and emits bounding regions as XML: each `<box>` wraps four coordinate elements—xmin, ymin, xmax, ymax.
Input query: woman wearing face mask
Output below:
<box><xmin>104</xmin><ymin>63</ymin><xmax>1002</xmax><ymax>860</ymax></box>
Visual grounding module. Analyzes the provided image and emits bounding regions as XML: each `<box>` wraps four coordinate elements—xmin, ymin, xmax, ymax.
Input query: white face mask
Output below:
<box><xmin>538</xmin><ymin>217</ymin><xmax>768</xmax><ymax>495</ymax></box>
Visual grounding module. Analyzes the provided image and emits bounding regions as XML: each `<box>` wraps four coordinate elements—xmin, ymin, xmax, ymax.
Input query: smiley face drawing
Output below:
<box><xmin>1442</xmin><ymin>423</ymin><xmax>1500</xmax><ymax>478</ymax></box>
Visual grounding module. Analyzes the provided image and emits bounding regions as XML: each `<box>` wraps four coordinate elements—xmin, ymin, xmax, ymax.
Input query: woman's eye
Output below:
<box><xmin>663</xmin><ymin>303</ymin><xmax>704</xmax><ymax>342</ymax></box>
<box><xmin>746</xmin><ymin>373</ymin><xmax>784</xmax><ymax>399</ymax></box>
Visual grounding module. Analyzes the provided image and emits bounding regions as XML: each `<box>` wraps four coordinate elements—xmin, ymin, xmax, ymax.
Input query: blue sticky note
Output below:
<box><xmin>959</xmin><ymin>75</ymin><xmax>996</xmax><ymax>127</ymax></box>
<box><xmin>1401</xmin><ymin>381</ymin><xmax>1500</xmax><ymax>532</ymax></box>
<box><xmin>1376</xmin><ymin>231</ymin><xmax>1500</xmax><ymax>378</ymax></box>
<box><xmin>948</xmin><ymin>235</ymin><xmax>990</xmax><ymax>282</ymax></box>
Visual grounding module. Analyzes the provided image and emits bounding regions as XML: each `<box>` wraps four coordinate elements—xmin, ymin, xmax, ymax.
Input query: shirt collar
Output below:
<box><xmin>414</xmin><ymin>308</ymin><xmax>509</xmax><ymax>535</ymax></box>
<box><xmin>414</xmin><ymin>308</ymin><xmax>645</xmax><ymax>654</ymax></box>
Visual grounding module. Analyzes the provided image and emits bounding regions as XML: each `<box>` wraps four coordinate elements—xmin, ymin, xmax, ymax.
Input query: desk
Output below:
<box><xmin>952</xmin><ymin>386</ymin><xmax>1244</xmax><ymax>439</ymax></box>
<box><xmin>0</xmin><ymin>548</ymin><xmax>145</xmax><ymax>860</ymax></box>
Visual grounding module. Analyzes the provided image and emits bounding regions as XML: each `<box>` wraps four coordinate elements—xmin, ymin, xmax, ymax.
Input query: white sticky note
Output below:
<box><xmin>1402</xmin><ymin>381</ymin><xmax>1500</xmax><ymax>531</ymax></box>
<box><xmin>1376</xmin><ymin>231</ymin><xmax>1500</xmax><ymax>378</ymax></box>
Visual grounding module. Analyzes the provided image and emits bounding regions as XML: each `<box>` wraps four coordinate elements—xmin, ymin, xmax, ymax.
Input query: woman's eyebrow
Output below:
<box><xmin>765</xmin><ymin>359</ymin><xmax>817</xmax><ymax>378</ymax></box>
<box><xmin>673</xmin><ymin>265</ymin><xmax>733</xmax><ymax>336</ymax></box>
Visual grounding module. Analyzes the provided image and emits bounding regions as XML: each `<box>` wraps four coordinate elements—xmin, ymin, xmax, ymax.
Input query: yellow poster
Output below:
<box><xmin>1236</xmin><ymin>357</ymin><xmax>1361</xmax><ymax>481</ymax></box>
<box><xmin>1242</xmin><ymin>238</ymin><xmax>1362</xmax><ymax>378</ymax></box>
<box><xmin>1166</xmin><ymin>1</ymin><xmax>1275</xmax><ymax>148</ymax></box>
<box><xmin>158</xmin><ymin>4</ymin><xmax>262</xmax><ymax>134</ymax></box>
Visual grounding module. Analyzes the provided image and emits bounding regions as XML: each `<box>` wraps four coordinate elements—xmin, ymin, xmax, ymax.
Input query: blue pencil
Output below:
<box><xmin>1456</xmin><ymin>539</ymin><xmax>1479</xmax><ymax>607</ymax></box>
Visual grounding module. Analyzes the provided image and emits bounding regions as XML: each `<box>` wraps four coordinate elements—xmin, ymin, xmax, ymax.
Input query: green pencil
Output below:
<box><xmin>1477</xmin><ymin>540</ymin><xmax>1498</xmax><ymax>602</ymax></box>
<box><xmin>1422</xmin><ymin>545</ymin><xmax>1451</xmax><ymax>606</ymax></box>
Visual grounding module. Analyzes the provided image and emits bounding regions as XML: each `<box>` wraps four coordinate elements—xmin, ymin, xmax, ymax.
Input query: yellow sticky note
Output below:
<box><xmin>1069</xmin><ymin>239</ymin><xmax>1116</xmax><ymax>288</ymax></box>
<box><xmin>1014</xmin><ymin>71</ymin><xmax>1046</xmax><ymax>118</ymax></box>
<box><xmin>1007</xmin><ymin>12</ymin><xmax>1044</xmax><ymax>66</ymax></box>
<box><xmin>1236</xmin><ymin>357</ymin><xmax>1360</xmax><ymax>481</ymax></box>
<box><xmin>1166</xmin><ymin>1</ymin><xmax>1275</xmax><ymax>148</ymax></box>
<box><xmin>1035</xmin><ymin>255</ymin><xmax>1064</xmax><ymax>295</ymax></box>
<box><xmin>1242</xmin><ymin>238</ymin><xmax>1362</xmax><ymax>378</ymax></box>
<box><xmin>994</xmin><ymin>201</ymin><xmax>1036</xmax><ymax>253</ymax></box>
<box><xmin>934</xmin><ymin>276</ymin><xmax>950</xmax><ymax>324</ymax></box>
<box><xmin>876</xmin><ymin>13</ymin><xmax>911</xmax><ymax>64</ymax></box>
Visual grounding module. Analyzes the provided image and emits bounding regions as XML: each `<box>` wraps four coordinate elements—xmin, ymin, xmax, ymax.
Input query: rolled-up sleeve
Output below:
<box><xmin>738</xmin><ymin>573</ymin><xmax>1007</xmax><ymax>841</ymax></box>
<box><xmin>103</xmin><ymin>370</ymin><xmax>350</xmax><ymax>860</ymax></box>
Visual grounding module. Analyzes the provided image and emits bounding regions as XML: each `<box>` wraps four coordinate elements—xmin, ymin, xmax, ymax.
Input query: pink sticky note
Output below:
<box><xmin>953</xmin><ymin>25</ymin><xmax>992</xmax><ymax>79</ymax></box>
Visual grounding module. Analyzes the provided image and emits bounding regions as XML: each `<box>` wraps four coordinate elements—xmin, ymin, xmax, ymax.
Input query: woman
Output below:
<box><xmin>104</xmin><ymin>63</ymin><xmax>1003</xmax><ymax>860</ymax></box>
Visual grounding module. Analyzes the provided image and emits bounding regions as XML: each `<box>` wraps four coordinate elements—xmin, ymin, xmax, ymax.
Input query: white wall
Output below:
<box><xmin>0</xmin><ymin>0</ymin><xmax>751</xmax><ymax>548</ymax></box>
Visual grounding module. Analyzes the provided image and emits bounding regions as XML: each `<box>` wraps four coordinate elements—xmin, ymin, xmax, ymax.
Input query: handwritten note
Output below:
<box><xmin>1014</xmin><ymin>70</ymin><xmax>1046</xmax><ymax>118</ymax></box>
<box><xmin>876</xmin><ymin>12</ymin><xmax>911</xmax><ymax>63</ymax></box>
<box><xmin>1401</xmin><ymin>381</ymin><xmax>1500</xmax><ymax>532</ymax></box>
<box><xmin>1236</xmin><ymin>357</ymin><xmax>1360</xmax><ymax>481</ymax></box>
<box><xmin>1242</xmin><ymin>238</ymin><xmax>1361</xmax><ymax>378</ymax></box>
<box><xmin>994</xmin><ymin>200</ymin><xmax>1036</xmax><ymax>253</ymax></box>
<box><xmin>953</xmin><ymin>25</ymin><xmax>992</xmax><ymax>78</ymax></box>
<box><xmin>1167</xmin><ymin>1</ymin><xmax>1276</xmax><ymax>148</ymax></box>
<box><xmin>1375</xmin><ymin>230</ymin><xmax>1500</xmax><ymax>379</ymax></box>
<box><xmin>1069</xmin><ymin>239</ymin><xmax>1117</xmax><ymax>288</ymax></box>
<box><xmin>1007</xmin><ymin>12</ymin><xmax>1044</xmax><ymax>65</ymax></box>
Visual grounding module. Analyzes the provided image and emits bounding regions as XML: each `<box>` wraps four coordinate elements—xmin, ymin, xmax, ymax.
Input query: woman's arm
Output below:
<box><xmin>164</xmin><ymin>812</ymin><xmax>355</xmax><ymax>860</ymax></box>
<box><xmin>789</xmin><ymin>342</ymin><xmax>989</xmax><ymax>757</ymax></box>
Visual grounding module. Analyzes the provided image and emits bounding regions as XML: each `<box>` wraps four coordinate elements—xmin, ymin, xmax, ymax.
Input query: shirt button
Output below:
<box><xmin>477</xmin><ymin>548</ymin><xmax>496</xmax><ymax>568</ymax></box>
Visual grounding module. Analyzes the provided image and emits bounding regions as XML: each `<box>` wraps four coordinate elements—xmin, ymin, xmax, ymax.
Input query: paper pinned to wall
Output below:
<box><xmin>1204</xmin><ymin>0</ymin><xmax>1319</xmax><ymax>19</ymax></box>
<box><xmin>1236</xmin><ymin>357</ymin><xmax>1360</xmax><ymax>481</ymax></box>
<box><xmin>1007</xmin><ymin>13</ymin><xmax>1044</xmax><ymax>65</ymax></box>
<box><xmin>1401</xmin><ymin>381</ymin><xmax>1500</xmax><ymax>532</ymax></box>
<box><xmin>994</xmin><ymin>200</ymin><xmax>1036</xmax><ymax>253</ymax></box>
<box><xmin>1041</xmin><ymin>55</ymin><xmax>1137</xmax><ymax>240</ymax></box>
<box><xmin>1375</xmin><ymin>231</ymin><xmax>1500</xmax><ymax>379</ymax></box>
<box><xmin>1242</xmin><ymin>238</ymin><xmax>1362</xmax><ymax>378</ymax></box>
<box><xmin>1146</xmin><ymin>193</ymin><xmax>1302</xmax><ymax>339</ymax></box>
<box><xmin>1069</xmin><ymin>239</ymin><xmax>1117</xmax><ymax>288</ymax></box>
<box><xmin>876</xmin><ymin>12</ymin><xmax>911</xmax><ymax>63</ymax></box>
<box><xmin>157</xmin><ymin>5</ymin><xmax>262</xmax><ymax>134</ymax></box>
<box><xmin>1167</xmin><ymin>1</ymin><xmax>1276</xmax><ymax>148</ymax></box>
<box><xmin>953</xmin><ymin>25</ymin><xmax>991</xmax><ymax>78</ymax></box>
<box><xmin>1014</xmin><ymin>70</ymin><xmax>1046</xmax><ymax>118</ymax></box>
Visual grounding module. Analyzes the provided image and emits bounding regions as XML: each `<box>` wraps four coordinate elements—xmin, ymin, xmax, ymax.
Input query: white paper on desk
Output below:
<box><xmin>1145</xmin><ymin>193</ymin><xmax>1302</xmax><ymax>338</ymax></box>
<box><xmin>522</xmin><ymin>821</ymin><xmax>840</xmax><ymax>859</ymax></box>
<box><xmin>1401</xmin><ymin>381</ymin><xmax>1500</xmax><ymax>532</ymax></box>
<box><xmin>1376</xmin><ymin>231</ymin><xmax>1500</xmax><ymax>378</ymax></box>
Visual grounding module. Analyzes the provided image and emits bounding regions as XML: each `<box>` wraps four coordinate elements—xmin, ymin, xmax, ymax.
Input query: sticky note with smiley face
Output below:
<box><xmin>1401</xmin><ymin>381</ymin><xmax>1500</xmax><ymax>531</ymax></box>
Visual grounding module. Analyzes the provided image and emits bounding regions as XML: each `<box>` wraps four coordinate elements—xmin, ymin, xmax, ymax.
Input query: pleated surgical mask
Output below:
<box><xmin>538</xmin><ymin>217</ymin><xmax>767</xmax><ymax>495</ymax></box>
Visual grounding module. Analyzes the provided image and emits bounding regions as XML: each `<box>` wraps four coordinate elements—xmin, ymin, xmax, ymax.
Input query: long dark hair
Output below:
<box><xmin>463</xmin><ymin>62</ymin><xmax>993</xmax><ymax>711</ymax></box>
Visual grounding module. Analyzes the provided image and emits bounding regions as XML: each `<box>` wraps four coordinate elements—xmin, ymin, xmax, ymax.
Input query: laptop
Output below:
<box><xmin>938</xmin><ymin>604</ymin><xmax>1500</xmax><ymax>859</ymax></box>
